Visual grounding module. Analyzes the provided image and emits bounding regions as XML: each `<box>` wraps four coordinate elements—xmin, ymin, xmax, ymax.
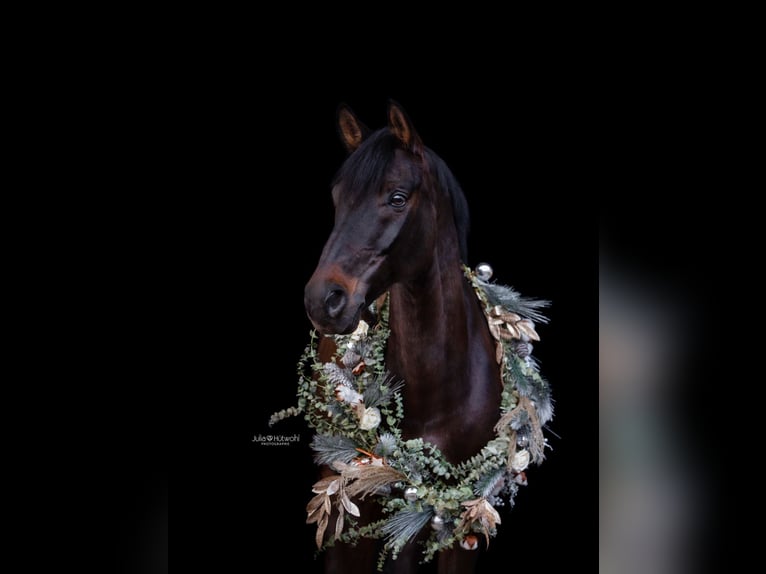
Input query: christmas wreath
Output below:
<box><xmin>271</xmin><ymin>264</ymin><xmax>553</xmax><ymax>569</ymax></box>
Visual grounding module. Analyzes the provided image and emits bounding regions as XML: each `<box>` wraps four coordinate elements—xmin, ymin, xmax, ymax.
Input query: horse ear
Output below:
<box><xmin>387</xmin><ymin>100</ymin><xmax>422</xmax><ymax>153</ymax></box>
<box><xmin>337</xmin><ymin>104</ymin><xmax>369</xmax><ymax>153</ymax></box>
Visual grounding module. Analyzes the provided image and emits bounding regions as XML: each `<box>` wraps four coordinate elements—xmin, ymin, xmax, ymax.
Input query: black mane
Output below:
<box><xmin>425</xmin><ymin>147</ymin><xmax>470</xmax><ymax>262</ymax></box>
<box><xmin>333</xmin><ymin>129</ymin><xmax>470</xmax><ymax>261</ymax></box>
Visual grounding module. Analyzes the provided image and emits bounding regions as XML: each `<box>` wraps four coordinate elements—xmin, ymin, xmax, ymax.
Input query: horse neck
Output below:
<box><xmin>386</xmin><ymin>247</ymin><xmax>501</xmax><ymax>461</ymax></box>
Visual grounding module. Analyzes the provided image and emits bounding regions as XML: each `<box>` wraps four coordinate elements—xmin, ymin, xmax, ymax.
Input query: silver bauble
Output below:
<box><xmin>475</xmin><ymin>262</ymin><xmax>493</xmax><ymax>281</ymax></box>
<box><xmin>431</xmin><ymin>515</ymin><xmax>445</xmax><ymax>530</ymax></box>
<box><xmin>404</xmin><ymin>486</ymin><xmax>418</xmax><ymax>502</ymax></box>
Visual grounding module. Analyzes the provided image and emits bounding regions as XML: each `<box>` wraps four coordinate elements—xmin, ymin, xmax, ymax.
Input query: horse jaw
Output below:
<box><xmin>306</xmin><ymin>302</ymin><xmax>364</xmax><ymax>336</ymax></box>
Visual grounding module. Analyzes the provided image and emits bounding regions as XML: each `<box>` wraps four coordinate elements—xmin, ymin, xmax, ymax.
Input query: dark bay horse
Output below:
<box><xmin>304</xmin><ymin>102</ymin><xmax>502</xmax><ymax>573</ymax></box>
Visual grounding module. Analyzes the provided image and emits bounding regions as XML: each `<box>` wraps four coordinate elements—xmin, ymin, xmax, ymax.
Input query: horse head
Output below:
<box><xmin>304</xmin><ymin>101</ymin><xmax>467</xmax><ymax>335</ymax></box>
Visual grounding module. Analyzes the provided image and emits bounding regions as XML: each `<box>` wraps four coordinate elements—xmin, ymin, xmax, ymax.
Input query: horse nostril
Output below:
<box><xmin>325</xmin><ymin>288</ymin><xmax>347</xmax><ymax>318</ymax></box>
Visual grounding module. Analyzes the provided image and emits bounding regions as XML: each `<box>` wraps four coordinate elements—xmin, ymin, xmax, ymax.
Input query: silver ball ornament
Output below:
<box><xmin>475</xmin><ymin>262</ymin><xmax>493</xmax><ymax>281</ymax></box>
<box><xmin>404</xmin><ymin>486</ymin><xmax>418</xmax><ymax>502</ymax></box>
<box><xmin>431</xmin><ymin>515</ymin><xmax>445</xmax><ymax>530</ymax></box>
<box><xmin>516</xmin><ymin>435</ymin><xmax>529</xmax><ymax>448</ymax></box>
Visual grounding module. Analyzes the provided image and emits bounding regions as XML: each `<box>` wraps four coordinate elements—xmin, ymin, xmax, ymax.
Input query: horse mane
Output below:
<box><xmin>424</xmin><ymin>147</ymin><xmax>470</xmax><ymax>262</ymax></box>
<box><xmin>333</xmin><ymin>129</ymin><xmax>470</xmax><ymax>262</ymax></box>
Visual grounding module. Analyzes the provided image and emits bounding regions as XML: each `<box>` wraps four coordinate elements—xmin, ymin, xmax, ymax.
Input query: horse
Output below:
<box><xmin>304</xmin><ymin>102</ymin><xmax>504</xmax><ymax>573</ymax></box>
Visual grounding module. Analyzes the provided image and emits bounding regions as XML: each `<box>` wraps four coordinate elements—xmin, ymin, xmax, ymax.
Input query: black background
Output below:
<box><xmin>106</xmin><ymin>83</ymin><xmax>595</xmax><ymax>573</ymax></box>
<box><xmin>85</xmin><ymin>40</ymin><xmax>739</xmax><ymax>571</ymax></box>
<box><xmin>190</xmin><ymin>90</ymin><xmax>591</xmax><ymax>572</ymax></box>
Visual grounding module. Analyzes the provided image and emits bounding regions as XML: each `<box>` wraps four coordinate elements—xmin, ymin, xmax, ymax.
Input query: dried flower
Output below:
<box><xmin>359</xmin><ymin>406</ymin><xmax>381</xmax><ymax>430</ymax></box>
<box><xmin>511</xmin><ymin>449</ymin><xmax>530</xmax><ymax>472</ymax></box>
<box><xmin>335</xmin><ymin>384</ymin><xmax>363</xmax><ymax>406</ymax></box>
<box><xmin>347</xmin><ymin>319</ymin><xmax>370</xmax><ymax>348</ymax></box>
<box><xmin>457</xmin><ymin>497</ymin><xmax>502</xmax><ymax>548</ymax></box>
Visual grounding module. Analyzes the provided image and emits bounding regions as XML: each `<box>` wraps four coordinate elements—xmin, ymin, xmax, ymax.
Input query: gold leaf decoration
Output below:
<box><xmin>486</xmin><ymin>306</ymin><xmax>539</xmax><ymax>343</ymax></box>
<box><xmin>340</xmin><ymin>491</ymin><xmax>360</xmax><ymax>516</ymax></box>
<box><xmin>306</xmin><ymin>475</ymin><xmax>341</xmax><ymax>549</ymax></box>
<box><xmin>516</xmin><ymin>318</ymin><xmax>540</xmax><ymax>342</ymax></box>
<box><xmin>308</xmin><ymin>462</ymin><xmax>403</xmax><ymax>549</ymax></box>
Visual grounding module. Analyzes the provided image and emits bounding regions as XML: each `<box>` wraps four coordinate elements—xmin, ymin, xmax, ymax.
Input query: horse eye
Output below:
<box><xmin>388</xmin><ymin>191</ymin><xmax>408</xmax><ymax>208</ymax></box>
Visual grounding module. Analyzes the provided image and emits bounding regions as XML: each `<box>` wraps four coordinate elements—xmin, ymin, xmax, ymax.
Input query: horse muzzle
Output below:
<box><xmin>304</xmin><ymin>277</ymin><xmax>366</xmax><ymax>335</ymax></box>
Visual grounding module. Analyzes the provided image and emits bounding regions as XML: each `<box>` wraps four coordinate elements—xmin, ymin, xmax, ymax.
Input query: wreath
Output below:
<box><xmin>271</xmin><ymin>264</ymin><xmax>553</xmax><ymax>569</ymax></box>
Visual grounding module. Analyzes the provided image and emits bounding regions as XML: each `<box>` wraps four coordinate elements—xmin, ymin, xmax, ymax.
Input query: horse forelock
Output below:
<box><xmin>332</xmin><ymin>129</ymin><xmax>470</xmax><ymax>261</ymax></box>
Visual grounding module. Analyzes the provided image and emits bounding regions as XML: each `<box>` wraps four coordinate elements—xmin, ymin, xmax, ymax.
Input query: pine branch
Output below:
<box><xmin>474</xmin><ymin>468</ymin><xmax>507</xmax><ymax>499</ymax></box>
<box><xmin>381</xmin><ymin>507</ymin><xmax>433</xmax><ymax>550</ymax></box>
<box><xmin>508</xmin><ymin>356</ymin><xmax>533</xmax><ymax>396</ymax></box>
<box><xmin>375</xmin><ymin>433</ymin><xmax>398</xmax><ymax>458</ymax></box>
<box><xmin>508</xmin><ymin>355</ymin><xmax>554</xmax><ymax>425</ymax></box>
<box><xmin>363</xmin><ymin>374</ymin><xmax>405</xmax><ymax>409</ymax></box>
<box><xmin>480</xmin><ymin>281</ymin><xmax>550</xmax><ymax>324</ymax></box>
<box><xmin>310</xmin><ymin>434</ymin><xmax>360</xmax><ymax>466</ymax></box>
<box><xmin>530</xmin><ymin>375</ymin><xmax>554</xmax><ymax>426</ymax></box>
